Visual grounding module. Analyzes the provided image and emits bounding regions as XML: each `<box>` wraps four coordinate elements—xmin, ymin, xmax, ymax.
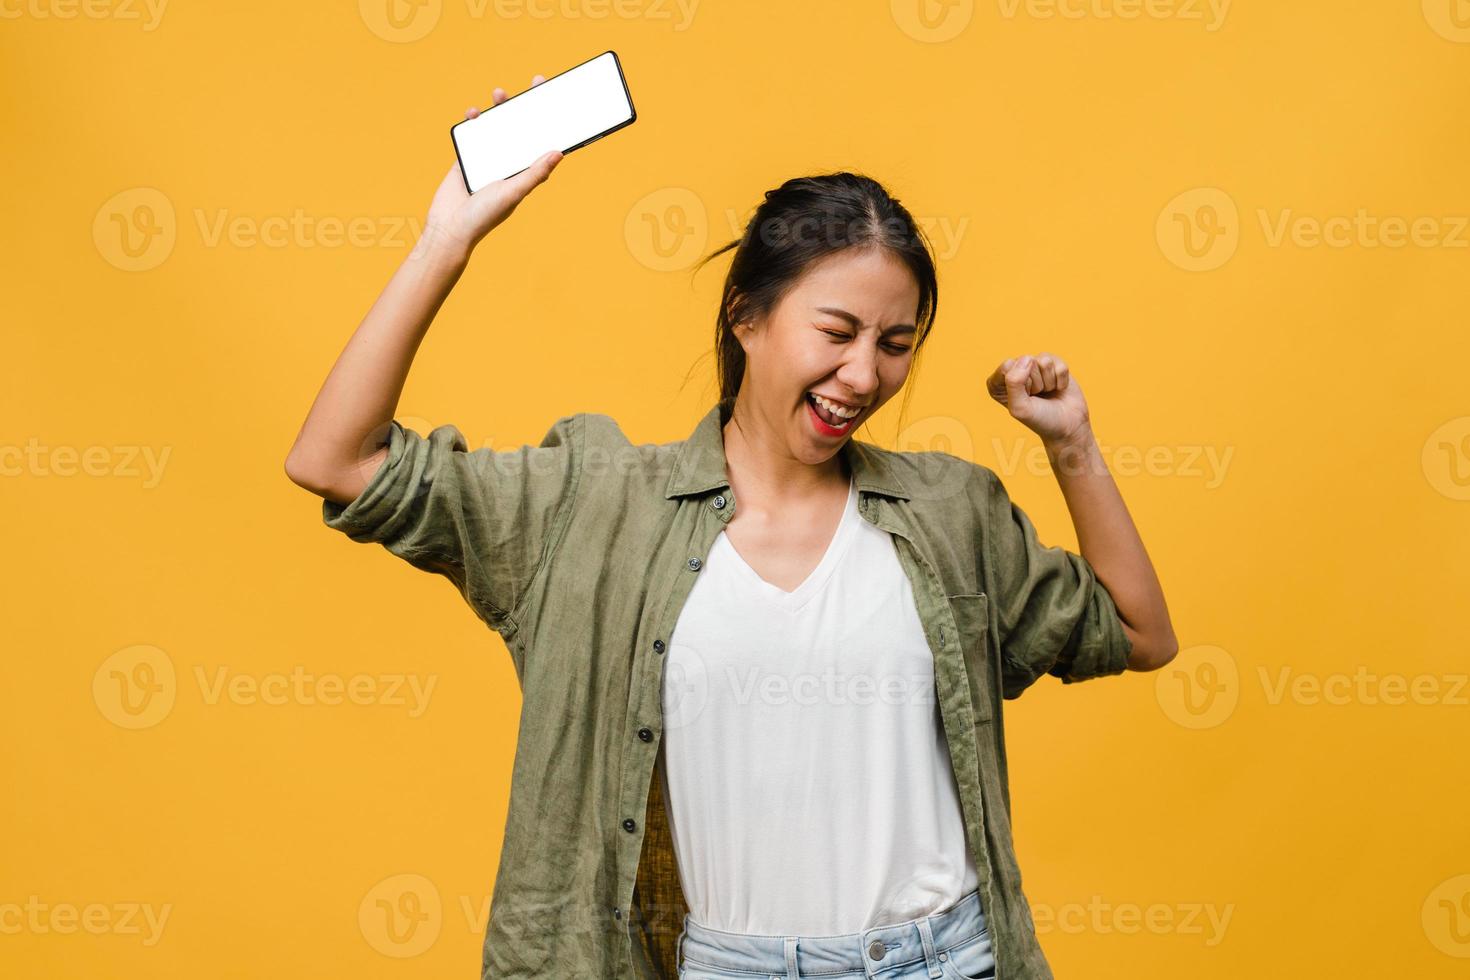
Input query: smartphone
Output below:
<box><xmin>450</xmin><ymin>50</ymin><xmax>636</xmax><ymax>195</ymax></box>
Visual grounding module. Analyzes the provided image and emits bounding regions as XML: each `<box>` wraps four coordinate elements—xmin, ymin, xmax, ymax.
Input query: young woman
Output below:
<box><xmin>286</xmin><ymin>77</ymin><xmax>1178</xmax><ymax>980</ymax></box>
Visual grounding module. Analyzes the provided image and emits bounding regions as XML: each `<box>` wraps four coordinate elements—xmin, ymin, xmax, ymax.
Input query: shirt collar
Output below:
<box><xmin>663</xmin><ymin>399</ymin><xmax>911</xmax><ymax>501</ymax></box>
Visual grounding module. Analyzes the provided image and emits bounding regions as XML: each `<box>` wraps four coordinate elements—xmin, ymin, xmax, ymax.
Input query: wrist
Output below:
<box><xmin>1043</xmin><ymin>422</ymin><xmax>1100</xmax><ymax>477</ymax></box>
<box><xmin>412</xmin><ymin>222</ymin><xmax>474</xmax><ymax>267</ymax></box>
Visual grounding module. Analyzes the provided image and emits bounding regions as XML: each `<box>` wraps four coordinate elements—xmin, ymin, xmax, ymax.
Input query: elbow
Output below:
<box><xmin>283</xmin><ymin>448</ymin><xmax>331</xmax><ymax>497</ymax></box>
<box><xmin>283</xmin><ymin>450</ymin><xmax>311</xmax><ymax>490</ymax></box>
<box><xmin>1126</xmin><ymin>630</ymin><xmax>1180</xmax><ymax>673</ymax></box>
<box><xmin>283</xmin><ymin>451</ymin><xmax>305</xmax><ymax>488</ymax></box>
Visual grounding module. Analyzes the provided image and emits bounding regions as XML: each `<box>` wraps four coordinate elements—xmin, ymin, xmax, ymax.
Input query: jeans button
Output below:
<box><xmin>867</xmin><ymin>939</ymin><xmax>885</xmax><ymax>961</ymax></box>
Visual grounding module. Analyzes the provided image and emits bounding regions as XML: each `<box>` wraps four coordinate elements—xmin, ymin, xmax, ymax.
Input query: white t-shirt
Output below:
<box><xmin>660</xmin><ymin>477</ymin><xmax>980</xmax><ymax>936</ymax></box>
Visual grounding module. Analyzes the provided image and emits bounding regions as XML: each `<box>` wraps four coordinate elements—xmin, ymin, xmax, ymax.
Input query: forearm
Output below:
<box><xmin>1044</xmin><ymin>423</ymin><xmax>1178</xmax><ymax>670</ymax></box>
<box><xmin>284</xmin><ymin>227</ymin><xmax>471</xmax><ymax>502</ymax></box>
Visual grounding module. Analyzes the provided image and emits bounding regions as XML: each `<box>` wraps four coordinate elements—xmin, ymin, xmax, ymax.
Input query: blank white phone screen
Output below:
<box><xmin>453</xmin><ymin>52</ymin><xmax>632</xmax><ymax>193</ymax></box>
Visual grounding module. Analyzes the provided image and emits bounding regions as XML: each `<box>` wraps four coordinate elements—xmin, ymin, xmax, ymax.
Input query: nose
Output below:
<box><xmin>835</xmin><ymin>338</ymin><xmax>880</xmax><ymax>401</ymax></box>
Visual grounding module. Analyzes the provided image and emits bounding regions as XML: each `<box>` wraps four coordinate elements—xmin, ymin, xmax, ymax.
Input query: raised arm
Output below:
<box><xmin>987</xmin><ymin>353</ymin><xmax>1179</xmax><ymax>672</ymax></box>
<box><xmin>284</xmin><ymin>76</ymin><xmax>564</xmax><ymax>504</ymax></box>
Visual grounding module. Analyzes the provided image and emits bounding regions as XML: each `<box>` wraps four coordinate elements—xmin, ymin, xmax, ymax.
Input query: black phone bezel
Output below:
<box><xmin>449</xmin><ymin>49</ymin><xmax>637</xmax><ymax>195</ymax></box>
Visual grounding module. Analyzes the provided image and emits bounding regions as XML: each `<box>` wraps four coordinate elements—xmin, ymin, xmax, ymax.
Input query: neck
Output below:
<box><xmin>721</xmin><ymin>395</ymin><xmax>850</xmax><ymax>507</ymax></box>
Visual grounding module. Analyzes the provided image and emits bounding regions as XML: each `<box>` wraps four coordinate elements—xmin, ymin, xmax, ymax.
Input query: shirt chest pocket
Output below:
<box><xmin>945</xmin><ymin>592</ymin><xmax>996</xmax><ymax>725</ymax></box>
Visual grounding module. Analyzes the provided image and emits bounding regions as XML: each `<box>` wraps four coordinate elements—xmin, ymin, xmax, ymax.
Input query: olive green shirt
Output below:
<box><xmin>320</xmin><ymin>398</ymin><xmax>1132</xmax><ymax>980</ymax></box>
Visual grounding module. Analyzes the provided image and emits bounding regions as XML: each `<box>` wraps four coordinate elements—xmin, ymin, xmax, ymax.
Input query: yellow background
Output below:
<box><xmin>4</xmin><ymin>0</ymin><xmax>1468</xmax><ymax>976</ymax></box>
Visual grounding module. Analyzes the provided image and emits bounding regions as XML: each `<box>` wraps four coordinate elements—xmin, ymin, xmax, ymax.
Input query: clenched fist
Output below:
<box><xmin>985</xmin><ymin>352</ymin><xmax>1092</xmax><ymax>446</ymax></box>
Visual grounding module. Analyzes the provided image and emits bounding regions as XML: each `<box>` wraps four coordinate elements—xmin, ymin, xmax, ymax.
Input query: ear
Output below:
<box><xmin>728</xmin><ymin>298</ymin><xmax>757</xmax><ymax>353</ymax></box>
<box><xmin>731</xmin><ymin>313</ymin><xmax>762</xmax><ymax>355</ymax></box>
<box><xmin>724</xmin><ymin>295</ymin><xmax>744</xmax><ymax>333</ymax></box>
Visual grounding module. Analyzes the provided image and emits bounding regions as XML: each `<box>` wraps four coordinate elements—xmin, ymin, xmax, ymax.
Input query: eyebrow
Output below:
<box><xmin>815</xmin><ymin>307</ymin><xmax>917</xmax><ymax>335</ymax></box>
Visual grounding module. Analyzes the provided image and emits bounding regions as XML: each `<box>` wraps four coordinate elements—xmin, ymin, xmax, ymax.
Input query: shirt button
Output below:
<box><xmin>867</xmin><ymin>939</ymin><xmax>886</xmax><ymax>961</ymax></box>
<box><xmin>653</xmin><ymin>639</ymin><xmax>666</xmax><ymax>654</ymax></box>
<box><xmin>638</xmin><ymin>727</ymin><xmax>653</xmax><ymax>742</ymax></box>
<box><xmin>622</xmin><ymin>818</ymin><xmax>637</xmax><ymax>832</ymax></box>
<box><xmin>687</xmin><ymin>557</ymin><xmax>702</xmax><ymax>571</ymax></box>
<box><xmin>712</xmin><ymin>495</ymin><xmax>726</xmax><ymax>509</ymax></box>
<box><xmin>613</xmin><ymin>907</ymin><xmax>622</xmax><ymax>920</ymax></box>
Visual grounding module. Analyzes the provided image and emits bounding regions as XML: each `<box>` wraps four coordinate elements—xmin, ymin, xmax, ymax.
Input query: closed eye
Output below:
<box><xmin>820</xmin><ymin>328</ymin><xmax>911</xmax><ymax>355</ymax></box>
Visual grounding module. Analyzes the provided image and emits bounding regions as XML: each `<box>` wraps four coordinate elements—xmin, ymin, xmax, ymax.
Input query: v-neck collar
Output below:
<box><xmin>714</xmin><ymin>477</ymin><xmax>858</xmax><ymax>613</ymax></box>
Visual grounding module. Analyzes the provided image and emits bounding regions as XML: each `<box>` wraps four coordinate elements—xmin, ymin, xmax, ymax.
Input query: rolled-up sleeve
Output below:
<box><xmin>320</xmin><ymin>413</ymin><xmax>583</xmax><ymax>636</ymax></box>
<box><xmin>980</xmin><ymin>467</ymin><xmax>1132</xmax><ymax>699</ymax></box>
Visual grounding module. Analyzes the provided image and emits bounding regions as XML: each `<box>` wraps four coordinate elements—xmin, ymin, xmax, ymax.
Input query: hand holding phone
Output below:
<box><xmin>420</xmin><ymin>75</ymin><xmax>565</xmax><ymax>258</ymax></box>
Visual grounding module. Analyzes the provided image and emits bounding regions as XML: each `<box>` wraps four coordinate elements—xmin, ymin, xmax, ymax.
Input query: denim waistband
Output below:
<box><xmin>676</xmin><ymin>889</ymin><xmax>988</xmax><ymax>979</ymax></box>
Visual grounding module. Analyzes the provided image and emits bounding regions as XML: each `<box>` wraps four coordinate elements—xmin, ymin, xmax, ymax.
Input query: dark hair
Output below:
<box><xmin>690</xmin><ymin>172</ymin><xmax>940</xmax><ymax>436</ymax></box>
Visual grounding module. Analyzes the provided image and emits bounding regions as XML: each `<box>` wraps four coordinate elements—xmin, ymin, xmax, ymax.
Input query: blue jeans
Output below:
<box><xmin>675</xmin><ymin>888</ymin><xmax>997</xmax><ymax>980</ymax></box>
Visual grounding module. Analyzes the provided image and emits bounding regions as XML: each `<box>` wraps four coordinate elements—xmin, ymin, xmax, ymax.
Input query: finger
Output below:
<box><xmin>985</xmin><ymin>365</ymin><xmax>1010</xmax><ymax>404</ymax></box>
<box><xmin>532</xmin><ymin>74</ymin><xmax>545</xmax><ymax>86</ymax></box>
<box><xmin>1003</xmin><ymin>355</ymin><xmax>1034</xmax><ymax>407</ymax></box>
<box><xmin>492</xmin><ymin>86</ymin><xmax>507</xmax><ymax>105</ymax></box>
<box><xmin>1036</xmin><ymin>353</ymin><xmax>1057</xmax><ymax>392</ymax></box>
<box><xmin>466</xmin><ymin>106</ymin><xmax>479</xmax><ymax>119</ymax></box>
<box><xmin>1026</xmin><ymin>358</ymin><xmax>1044</xmax><ymax>395</ymax></box>
<box><xmin>501</xmin><ymin>149</ymin><xmax>563</xmax><ymax>198</ymax></box>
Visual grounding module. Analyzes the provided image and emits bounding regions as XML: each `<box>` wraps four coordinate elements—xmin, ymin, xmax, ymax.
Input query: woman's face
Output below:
<box><xmin>734</xmin><ymin>246</ymin><xmax>920</xmax><ymax>463</ymax></box>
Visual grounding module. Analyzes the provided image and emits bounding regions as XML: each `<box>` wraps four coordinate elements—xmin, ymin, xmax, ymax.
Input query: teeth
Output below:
<box><xmin>810</xmin><ymin>393</ymin><xmax>860</xmax><ymax>419</ymax></box>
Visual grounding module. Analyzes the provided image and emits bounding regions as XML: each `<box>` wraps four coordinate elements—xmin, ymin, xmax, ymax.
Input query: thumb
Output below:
<box><xmin>502</xmin><ymin>149</ymin><xmax>563</xmax><ymax>199</ymax></box>
<box><xmin>1002</xmin><ymin>355</ymin><xmax>1034</xmax><ymax>409</ymax></box>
